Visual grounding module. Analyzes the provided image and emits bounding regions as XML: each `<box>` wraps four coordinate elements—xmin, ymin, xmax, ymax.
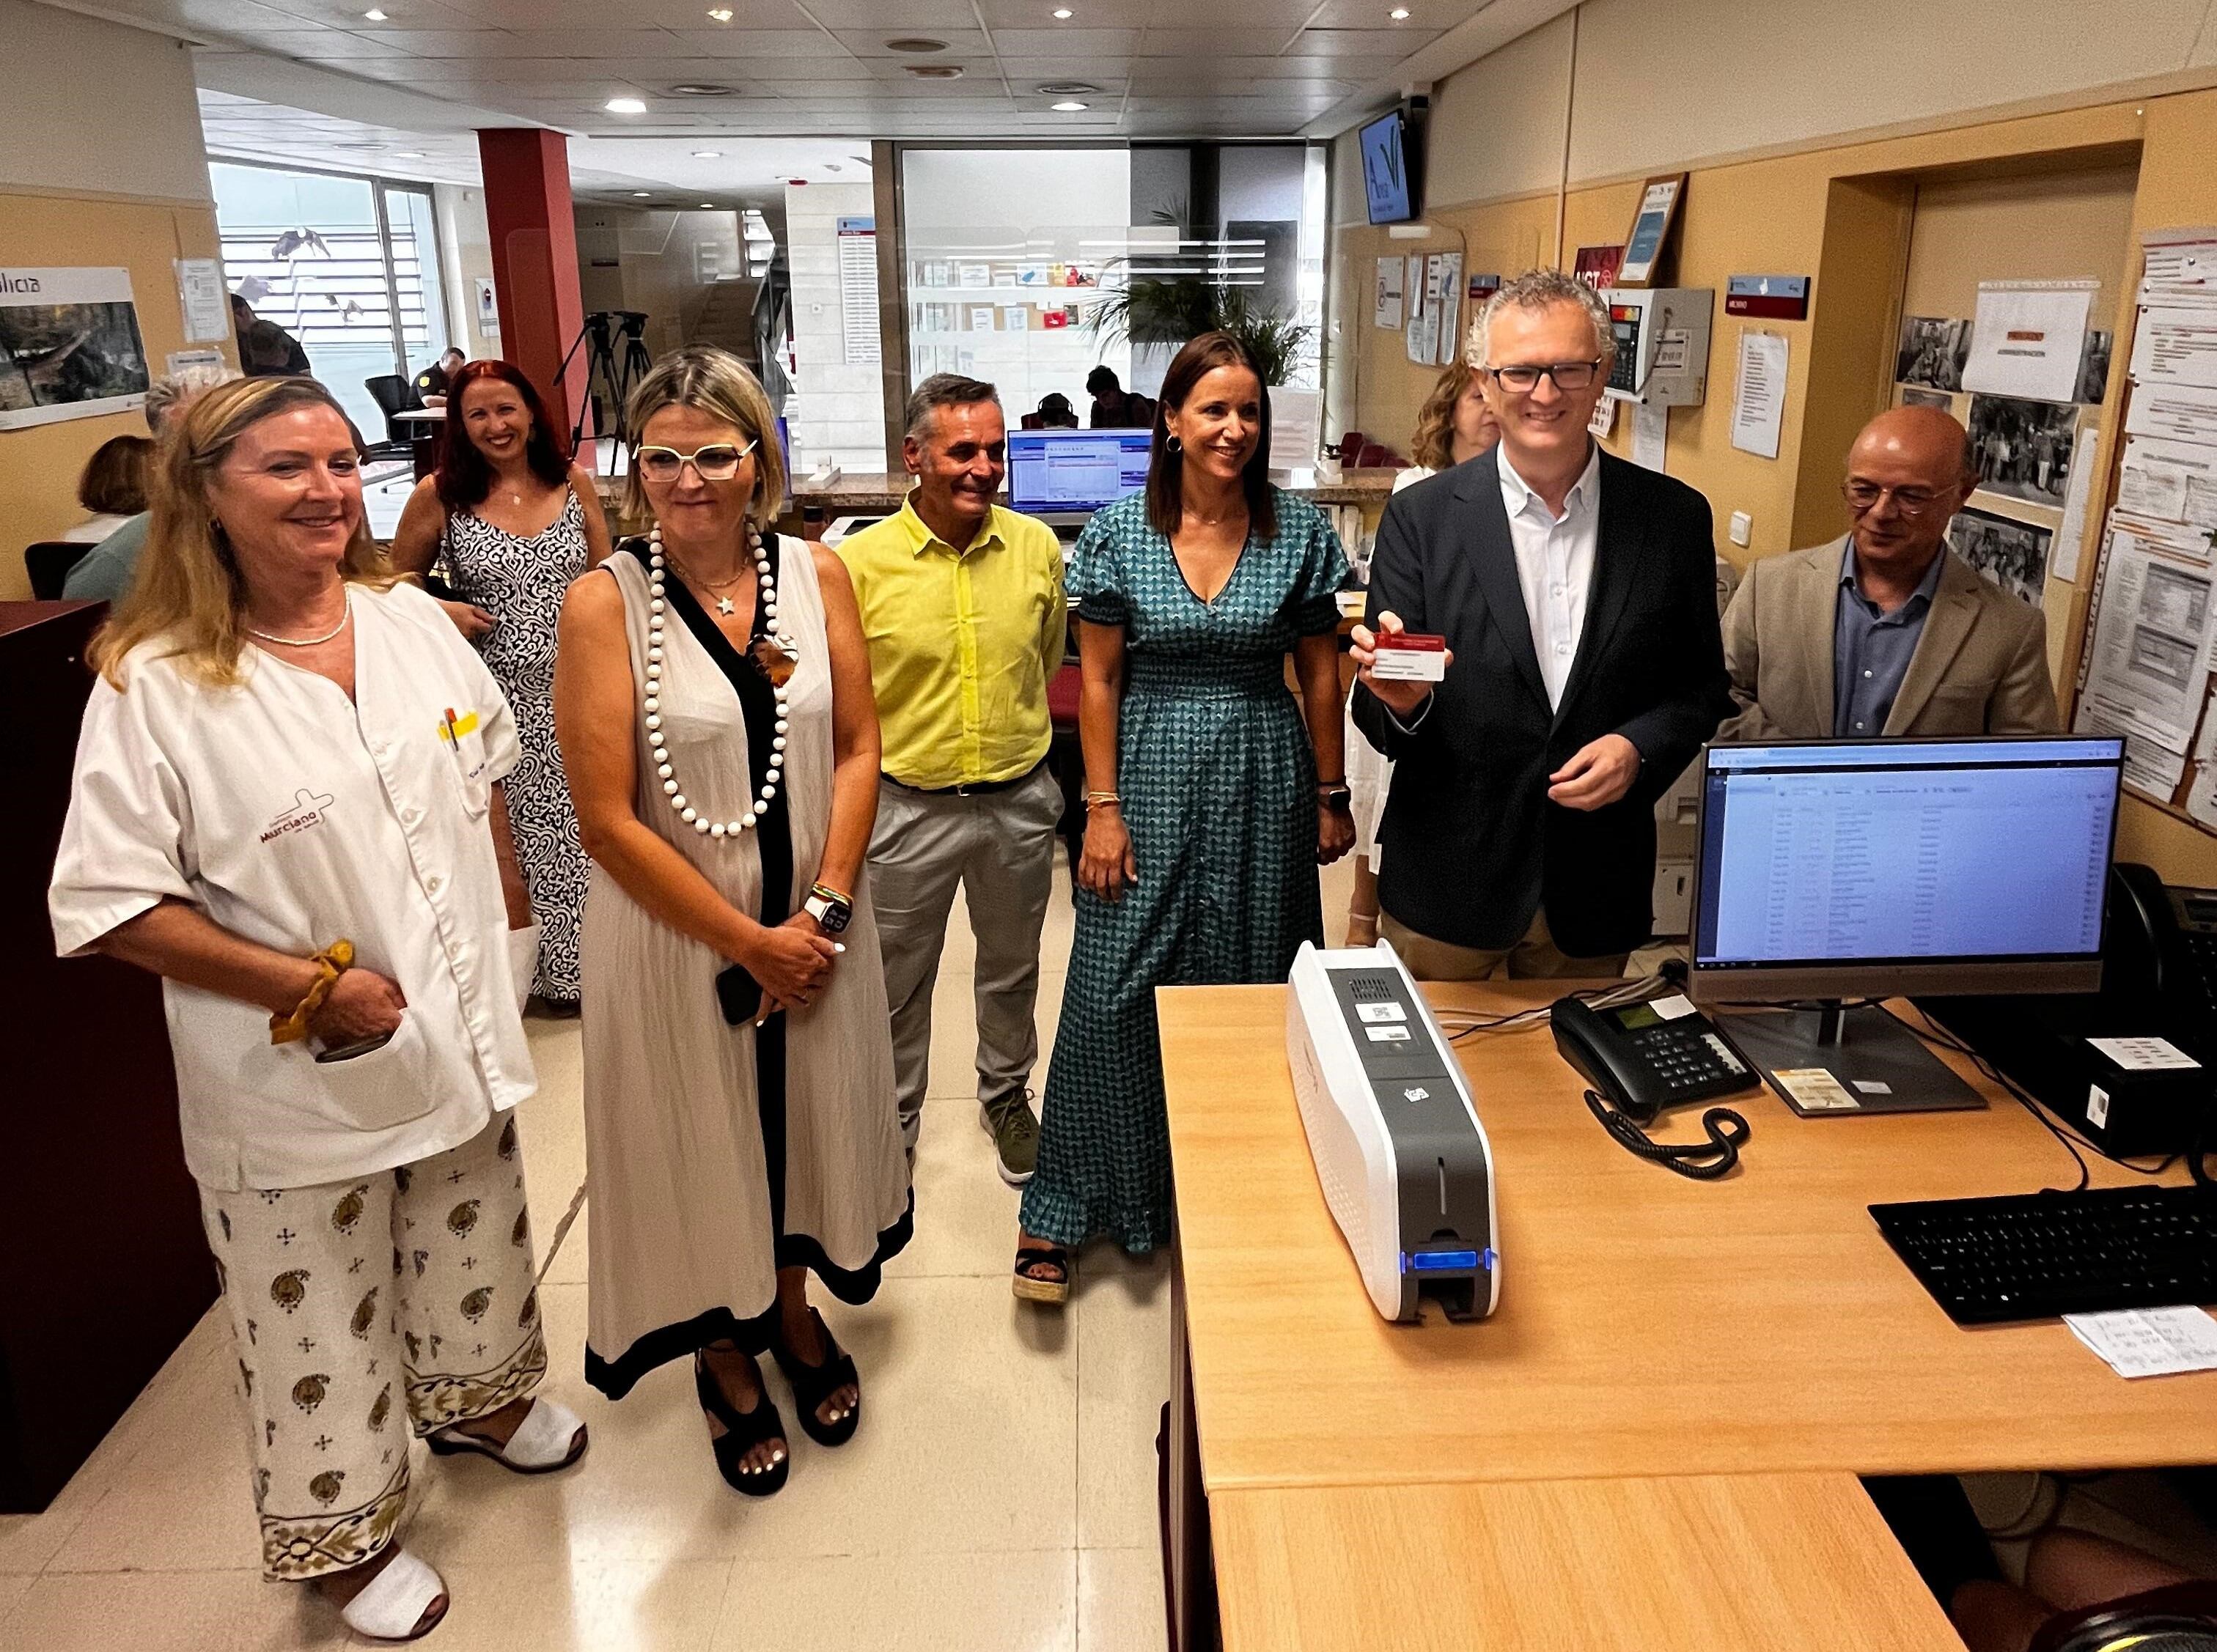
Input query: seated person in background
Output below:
<box><xmin>1085</xmin><ymin>366</ymin><xmax>1154</xmax><ymax>429</ymax></box>
<box><xmin>1955</xmin><ymin>1526</ymin><xmax>2215</xmax><ymax>1652</ymax></box>
<box><xmin>61</xmin><ymin>433</ymin><xmax>153</xmax><ymax>542</ymax></box>
<box><xmin>62</xmin><ymin>367</ymin><xmax>241</xmax><ymax>601</ymax></box>
<box><xmin>1721</xmin><ymin>405</ymin><xmax>2056</xmax><ymax>740</ymax></box>
<box><xmin>229</xmin><ymin>291</ymin><xmax>311</xmax><ymax>377</ymax></box>
<box><xmin>414</xmin><ymin>345</ymin><xmax>468</xmax><ymax>408</ymax></box>
<box><xmin>1034</xmin><ymin>391</ymin><xmax>1079</xmax><ymax>429</ymax></box>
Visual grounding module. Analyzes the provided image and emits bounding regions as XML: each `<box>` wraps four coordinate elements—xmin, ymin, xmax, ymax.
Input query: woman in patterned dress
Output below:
<box><xmin>1012</xmin><ymin>332</ymin><xmax>1354</xmax><ymax>1302</ymax></box>
<box><xmin>391</xmin><ymin>361</ymin><xmax>614</xmax><ymax>1014</ymax></box>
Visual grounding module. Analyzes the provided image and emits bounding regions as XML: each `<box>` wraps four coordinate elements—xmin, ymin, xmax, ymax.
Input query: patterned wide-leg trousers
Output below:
<box><xmin>197</xmin><ymin>1110</ymin><xmax>548</xmax><ymax>1581</ymax></box>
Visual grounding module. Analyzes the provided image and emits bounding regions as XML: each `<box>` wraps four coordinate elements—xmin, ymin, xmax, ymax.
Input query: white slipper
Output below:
<box><xmin>340</xmin><ymin>1546</ymin><xmax>448</xmax><ymax>1642</ymax></box>
<box><xmin>427</xmin><ymin>1397</ymin><xmax>587</xmax><ymax>1473</ymax></box>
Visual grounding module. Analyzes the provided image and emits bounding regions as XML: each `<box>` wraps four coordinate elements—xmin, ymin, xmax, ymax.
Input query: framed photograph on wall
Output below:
<box><xmin>1615</xmin><ymin>174</ymin><xmax>1687</xmax><ymax>288</ymax></box>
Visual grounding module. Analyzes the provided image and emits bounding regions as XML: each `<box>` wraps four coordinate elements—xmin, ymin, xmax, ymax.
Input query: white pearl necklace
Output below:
<box><xmin>645</xmin><ymin>523</ymin><xmax>791</xmax><ymax>839</ymax></box>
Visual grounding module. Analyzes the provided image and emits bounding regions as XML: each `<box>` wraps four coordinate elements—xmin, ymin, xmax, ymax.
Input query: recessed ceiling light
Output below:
<box><xmin>605</xmin><ymin>96</ymin><xmax>646</xmax><ymax>113</ymax></box>
<box><xmin>1051</xmin><ymin>100</ymin><xmax>1088</xmax><ymax>111</ymax></box>
<box><xmin>905</xmin><ymin>63</ymin><xmax>963</xmax><ymax>78</ymax></box>
<box><xmin>706</xmin><ymin>4</ymin><xmax>732</xmax><ymax>15</ymax></box>
<box><xmin>361</xmin><ymin>7</ymin><xmax>386</xmax><ymax>17</ymax></box>
<box><xmin>632</xmin><ymin>190</ymin><xmax>652</xmax><ymax>196</ymax></box>
<box><xmin>692</xmin><ymin>149</ymin><xmax>722</xmax><ymax>158</ymax></box>
<box><xmin>700</xmin><ymin>202</ymin><xmax>715</xmax><ymax>208</ymax></box>
<box><xmin>1052</xmin><ymin>5</ymin><xmax>1073</xmax><ymax>15</ymax></box>
<box><xmin>1388</xmin><ymin>4</ymin><xmax>1409</xmax><ymax>15</ymax></box>
<box><xmin>394</xmin><ymin>150</ymin><xmax>425</xmax><ymax>158</ymax></box>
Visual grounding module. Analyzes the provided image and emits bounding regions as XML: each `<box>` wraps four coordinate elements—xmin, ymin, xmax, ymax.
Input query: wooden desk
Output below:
<box><xmin>1211</xmin><ymin>1475</ymin><xmax>1960</xmax><ymax>1651</ymax></box>
<box><xmin>1159</xmin><ymin>979</ymin><xmax>2217</xmax><ymax>1648</ymax></box>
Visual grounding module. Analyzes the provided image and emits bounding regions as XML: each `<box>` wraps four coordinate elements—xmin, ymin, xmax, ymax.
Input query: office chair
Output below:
<box><xmin>361</xmin><ymin>375</ymin><xmax>418</xmax><ymax>462</ymax></box>
<box><xmin>26</xmin><ymin>541</ymin><xmax>93</xmax><ymax>600</ymax></box>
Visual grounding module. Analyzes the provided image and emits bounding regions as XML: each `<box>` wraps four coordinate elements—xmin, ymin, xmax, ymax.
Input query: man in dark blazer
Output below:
<box><xmin>1351</xmin><ymin>268</ymin><xmax>1731</xmax><ymax>978</ymax></box>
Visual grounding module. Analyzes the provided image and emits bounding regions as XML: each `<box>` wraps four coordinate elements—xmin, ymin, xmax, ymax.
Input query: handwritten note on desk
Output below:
<box><xmin>2065</xmin><ymin>1305</ymin><xmax>2217</xmax><ymax>1378</ymax></box>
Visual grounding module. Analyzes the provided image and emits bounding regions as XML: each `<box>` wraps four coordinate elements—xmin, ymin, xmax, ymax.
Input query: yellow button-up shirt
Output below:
<box><xmin>836</xmin><ymin>497</ymin><xmax>1067</xmax><ymax>790</ymax></box>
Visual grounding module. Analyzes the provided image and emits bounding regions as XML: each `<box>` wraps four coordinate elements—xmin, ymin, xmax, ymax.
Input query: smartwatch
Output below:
<box><xmin>804</xmin><ymin>884</ymin><xmax>853</xmax><ymax>934</ymax></box>
<box><xmin>1317</xmin><ymin>783</ymin><xmax>1353</xmax><ymax>817</ymax></box>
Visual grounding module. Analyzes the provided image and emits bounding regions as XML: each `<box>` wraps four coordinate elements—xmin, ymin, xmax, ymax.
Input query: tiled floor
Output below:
<box><xmin>0</xmin><ymin>853</ymin><xmax>1357</xmax><ymax>1651</ymax></box>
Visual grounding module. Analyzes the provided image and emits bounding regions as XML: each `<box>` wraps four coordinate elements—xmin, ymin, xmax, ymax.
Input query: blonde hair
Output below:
<box><xmin>1408</xmin><ymin>360</ymin><xmax>1479</xmax><ymax>472</ymax></box>
<box><xmin>91</xmin><ymin>375</ymin><xmax>393</xmax><ymax>690</ymax></box>
<box><xmin>620</xmin><ymin>345</ymin><xmax>787</xmax><ymax>531</ymax></box>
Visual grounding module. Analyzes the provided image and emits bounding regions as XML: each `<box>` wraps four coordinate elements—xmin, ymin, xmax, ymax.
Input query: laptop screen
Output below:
<box><xmin>1006</xmin><ymin>429</ymin><xmax>1154</xmax><ymax>516</ymax></box>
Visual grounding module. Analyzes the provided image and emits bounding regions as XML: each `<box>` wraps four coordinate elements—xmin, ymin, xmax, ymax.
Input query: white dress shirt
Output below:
<box><xmin>1499</xmin><ymin>443</ymin><xmax>1601</xmax><ymax>709</ymax></box>
<box><xmin>50</xmin><ymin>582</ymin><xmax>536</xmax><ymax>1192</ymax></box>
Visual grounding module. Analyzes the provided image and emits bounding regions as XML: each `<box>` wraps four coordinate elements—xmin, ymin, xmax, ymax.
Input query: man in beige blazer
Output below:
<box><xmin>1721</xmin><ymin>405</ymin><xmax>2058</xmax><ymax>740</ymax></box>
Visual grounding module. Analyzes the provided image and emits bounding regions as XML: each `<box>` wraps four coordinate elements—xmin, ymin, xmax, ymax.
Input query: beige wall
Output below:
<box><xmin>1</xmin><ymin>0</ymin><xmax>228</xmax><ymax>600</ymax></box>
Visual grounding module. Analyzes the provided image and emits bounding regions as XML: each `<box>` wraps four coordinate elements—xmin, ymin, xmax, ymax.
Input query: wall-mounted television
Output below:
<box><xmin>1358</xmin><ymin>106</ymin><xmax>1422</xmax><ymax>225</ymax></box>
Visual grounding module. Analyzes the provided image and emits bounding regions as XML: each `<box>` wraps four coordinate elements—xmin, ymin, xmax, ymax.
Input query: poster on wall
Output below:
<box><xmin>1373</xmin><ymin>257</ymin><xmax>1404</xmax><ymax>329</ymax></box>
<box><xmin>1895</xmin><ymin>316</ymin><xmax>1971</xmax><ymax>391</ymax></box>
<box><xmin>474</xmin><ymin>276</ymin><xmax>499</xmax><ymax>334</ymax></box>
<box><xmin>1945</xmin><ymin>505</ymin><xmax>2053</xmax><ymax>610</ymax></box>
<box><xmin>1966</xmin><ymin>394</ymin><xmax>2079</xmax><ymax>508</ymax></box>
<box><xmin>1433</xmin><ymin>251</ymin><xmax>1464</xmax><ymax>366</ymax></box>
<box><xmin>1573</xmin><ymin>244</ymin><xmax>1623</xmax><ymax>292</ymax></box>
<box><xmin>0</xmin><ymin>267</ymin><xmax>150</xmax><ymax>432</ymax></box>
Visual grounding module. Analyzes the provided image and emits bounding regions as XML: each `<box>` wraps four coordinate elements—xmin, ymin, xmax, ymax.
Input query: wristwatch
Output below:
<box><xmin>1318</xmin><ymin>783</ymin><xmax>1353</xmax><ymax>816</ymax></box>
<box><xmin>804</xmin><ymin>883</ymin><xmax>853</xmax><ymax>934</ymax></box>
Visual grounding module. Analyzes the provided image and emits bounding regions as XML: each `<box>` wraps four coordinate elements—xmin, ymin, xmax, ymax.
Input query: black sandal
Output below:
<box><xmin>1012</xmin><ymin>1244</ymin><xmax>1070</xmax><ymax>1305</ymax></box>
<box><xmin>770</xmin><ymin>1308</ymin><xmax>861</xmax><ymax>1448</ymax></box>
<box><xmin>694</xmin><ymin>1349</ymin><xmax>789</xmax><ymax>1497</ymax></box>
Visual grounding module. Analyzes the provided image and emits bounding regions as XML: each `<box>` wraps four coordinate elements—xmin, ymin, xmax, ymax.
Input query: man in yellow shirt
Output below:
<box><xmin>837</xmin><ymin>375</ymin><xmax>1068</xmax><ymax>1184</ymax></box>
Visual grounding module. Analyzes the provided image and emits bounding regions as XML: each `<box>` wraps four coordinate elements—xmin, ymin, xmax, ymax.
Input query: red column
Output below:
<box><xmin>477</xmin><ymin>128</ymin><xmax>588</xmax><ymax>436</ymax></box>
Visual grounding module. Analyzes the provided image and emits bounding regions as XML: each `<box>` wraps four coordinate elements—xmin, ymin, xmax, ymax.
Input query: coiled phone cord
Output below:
<box><xmin>1582</xmin><ymin>1090</ymin><xmax>1751</xmax><ymax>1179</ymax></box>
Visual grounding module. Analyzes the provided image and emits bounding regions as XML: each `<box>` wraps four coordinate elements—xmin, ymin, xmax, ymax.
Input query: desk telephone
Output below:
<box><xmin>2102</xmin><ymin>862</ymin><xmax>2217</xmax><ymax>1059</ymax></box>
<box><xmin>1551</xmin><ymin>996</ymin><xmax>1759</xmax><ymax>1124</ymax></box>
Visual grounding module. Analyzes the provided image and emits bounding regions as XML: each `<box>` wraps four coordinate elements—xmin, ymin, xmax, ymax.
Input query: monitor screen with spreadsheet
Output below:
<box><xmin>1689</xmin><ymin>737</ymin><xmax>2124</xmax><ymax>1001</ymax></box>
<box><xmin>1005</xmin><ymin>429</ymin><xmax>1154</xmax><ymax>517</ymax></box>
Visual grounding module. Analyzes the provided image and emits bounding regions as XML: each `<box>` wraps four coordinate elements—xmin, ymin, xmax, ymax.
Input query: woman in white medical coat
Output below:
<box><xmin>48</xmin><ymin>376</ymin><xmax>586</xmax><ymax>1643</ymax></box>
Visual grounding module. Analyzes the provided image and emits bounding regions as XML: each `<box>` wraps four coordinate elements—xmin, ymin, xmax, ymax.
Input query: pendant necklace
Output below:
<box><xmin>645</xmin><ymin>524</ymin><xmax>790</xmax><ymax>838</ymax></box>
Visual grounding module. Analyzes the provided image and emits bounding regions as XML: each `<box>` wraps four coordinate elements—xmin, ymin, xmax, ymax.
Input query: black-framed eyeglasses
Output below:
<box><xmin>1842</xmin><ymin>479</ymin><xmax>1946</xmax><ymax>517</ymax></box>
<box><xmin>634</xmin><ymin>439</ymin><xmax>759</xmax><ymax>482</ymax></box>
<box><xmin>1484</xmin><ymin>359</ymin><xmax>1603</xmax><ymax>393</ymax></box>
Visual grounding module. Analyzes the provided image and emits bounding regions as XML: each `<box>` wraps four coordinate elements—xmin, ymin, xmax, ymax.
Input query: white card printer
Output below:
<box><xmin>1286</xmin><ymin>940</ymin><xmax>1499</xmax><ymax>1323</ymax></box>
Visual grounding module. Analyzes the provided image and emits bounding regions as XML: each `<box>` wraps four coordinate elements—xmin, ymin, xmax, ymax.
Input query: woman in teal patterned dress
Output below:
<box><xmin>1013</xmin><ymin>332</ymin><xmax>1353</xmax><ymax>1302</ymax></box>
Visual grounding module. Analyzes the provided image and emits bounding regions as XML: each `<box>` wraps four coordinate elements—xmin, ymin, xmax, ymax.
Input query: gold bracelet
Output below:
<box><xmin>1084</xmin><ymin>790</ymin><xmax>1122</xmax><ymax>809</ymax></box>
<box><xmin>270</xmin><ymin>939</ymin><xmax>356</xmax><ymax>1045</ymax></box>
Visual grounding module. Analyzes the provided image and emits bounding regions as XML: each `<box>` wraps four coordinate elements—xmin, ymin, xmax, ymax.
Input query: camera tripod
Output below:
<box><xmin>555</xmin><ymin>310</ymin><xmax>653</xmax><ymax>454</ymax></box>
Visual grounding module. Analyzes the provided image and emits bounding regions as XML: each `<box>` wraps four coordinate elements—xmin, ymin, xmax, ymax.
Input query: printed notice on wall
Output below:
<box><xmin>174</xmin><ymin>258</ymin><xmax>230</xmax><ymax>343</ymax></box>
<box><xmin>1963</xmin><ymin>279</ymin><xmax>2095</xmax><ymax>403</ymax></box>
<box><xmin>1373</xmin><ymin>257</ymin><xmax>1404</xmax><ymax>329</ymax></box>
<box><xmin>1730</xmin><ymin>329</ymin><xmax>1787</xmax><ymax>459</ymax></box>
<box><xmin>837</xmin><ymin>215</ymin><xmax>880</xmax><ymax>366</ymax></box>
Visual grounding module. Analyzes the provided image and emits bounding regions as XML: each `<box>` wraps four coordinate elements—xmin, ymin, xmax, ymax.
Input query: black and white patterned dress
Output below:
<box><xmin>444</xmin><ymin>489</ymin><xmax>590</xmax><ymax>1004</ymax></box>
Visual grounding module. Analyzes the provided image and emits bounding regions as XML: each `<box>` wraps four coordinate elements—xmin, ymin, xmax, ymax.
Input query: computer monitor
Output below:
<box><xmin>1690</xmin><ymin>736</ymin><xmax>2125</xmax><ymax>1112</ymax></box>
<box><xmin>1005</xmin><ymin>427</ymin><xmax>1154</xmax><ymax>519</ymax></box>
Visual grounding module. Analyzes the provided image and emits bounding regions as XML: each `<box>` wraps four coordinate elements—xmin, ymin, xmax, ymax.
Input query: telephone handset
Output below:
<box><xmin>2103</xmin><ymin>862</ymin><xmax>2217</xmax><ymax>1063</ymax></box>
<box><xmin>1550</xmin><ymin>995</ymin><xmax>1760</xmax><ymax>1125</ymax></box>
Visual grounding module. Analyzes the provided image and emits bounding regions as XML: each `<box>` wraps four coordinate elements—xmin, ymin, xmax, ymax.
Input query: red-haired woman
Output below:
<box><xmin>392</xmin><ymin>361</ymin><xmax>614</xmax><ymax>1014</ymax></box>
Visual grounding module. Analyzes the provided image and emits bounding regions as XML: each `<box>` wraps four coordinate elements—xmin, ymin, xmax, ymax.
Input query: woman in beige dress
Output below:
<box><xmin>555</xmin><ymin>346</ymin><xmax>908</xmax><ymax>1495</ymax></box>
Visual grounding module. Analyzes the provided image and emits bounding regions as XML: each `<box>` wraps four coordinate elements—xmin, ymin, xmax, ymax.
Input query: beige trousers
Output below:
<box><xmin>1380</xmin><ymin>907</ymin><xmax>1629</xmax><ymax>981</ymax></box>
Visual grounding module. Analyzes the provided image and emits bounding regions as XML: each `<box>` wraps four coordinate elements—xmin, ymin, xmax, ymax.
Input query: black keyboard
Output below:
<box><xmin>1869</xmin><ymin>1186</ymin><xmax>2217</xmax><ymax>1325</ymax></box>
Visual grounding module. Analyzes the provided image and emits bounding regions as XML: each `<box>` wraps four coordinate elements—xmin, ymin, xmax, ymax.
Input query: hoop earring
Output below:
<box><xmin>1166</xmin><ymin>435</ymin><xmax>1183</xmax><ymax>456</ymax></box>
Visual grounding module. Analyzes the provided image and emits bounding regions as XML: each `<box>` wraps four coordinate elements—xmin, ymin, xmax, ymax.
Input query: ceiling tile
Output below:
<box><xmin>988</xmin><ymin>27</ymin><xmax>1138</xmax><ymax>55</ymax></box>
<box><xmin>373</xmin><ymin>28</ymin><xmax>531</xmax><ymax>54</ymax></box>
<box><xmin>975</xmin><ymin>0</ymin><xmax>1152</xmax><ymax>21</ymax></box>
<box><xmin>1287</xmin><ymin>26</ymin><xmax>1437</xmax><ymax>54</ymax></box>
<box><xmin>662</xmin><ymin>27</ymin><xmax>859</xmax><ymax>56</ymax></box>
<box><xmin>1304</xmin><ymin>0</ymin><xmax>1485</xmax><ymax>23</ymax></box>
<box><xmin>1133</xmin><ymin>27</ymin><xmax>1301</xmax><ymax>54</ymax></box>
<box><xmin>796</xmin><ymin>0</ymin><xmax>978</xmax><ymax>23</ymax></box>
<box><xmin>249</xmin><ymin>27</ymin><xmax>420</xmax><ymax>55</ymax></box>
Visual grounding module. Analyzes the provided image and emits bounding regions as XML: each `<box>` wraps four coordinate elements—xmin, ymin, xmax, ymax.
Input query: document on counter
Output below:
<box><xmin>2065</xmin><ymin>1305</ymin><xmax>2217</xmax><ymax>1379</ymax></box>
<box><xmin>1963</xmin><ymin>280</ymin><xmax>2096</xmax><ymax>402</ymax></box>
<box><xmin>2130</xmin><ymin>307</ymin><xmax>2217</xmax><ymax>387</ymax></box>
<box><xmin>1729</xmin><ymin>328</ymin><xmax>1788</xmax><ymax>459</ymax></box>
<box><xmin>2125</xmin><ymin>378</ymin><xmax>2217</xmax><ymax>446</ymax></box>
<box><xmin>2074</xmin><ymin>534</ymin><xmax>2217</xmax><ymax>753</ymax></box>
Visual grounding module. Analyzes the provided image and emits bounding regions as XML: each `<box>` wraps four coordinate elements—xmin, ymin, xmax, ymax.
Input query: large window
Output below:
<box><xmin>210</xmin><ymin>161</ymin><xmax>455</xmax><ymax>438</ymax></box>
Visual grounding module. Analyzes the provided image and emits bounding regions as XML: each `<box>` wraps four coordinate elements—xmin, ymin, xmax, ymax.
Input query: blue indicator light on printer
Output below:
<box><xmin>1408</xmin><ymin>1250</ymin><xmax>1479</xmax><ymax>1272</ymax></box>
